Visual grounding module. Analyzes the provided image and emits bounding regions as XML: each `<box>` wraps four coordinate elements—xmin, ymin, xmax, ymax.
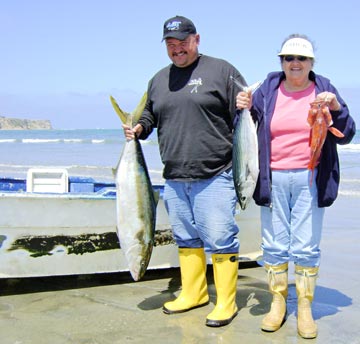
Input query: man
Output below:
<box><xmin>123</xmin><ymin>15</ymin><xmax>247</xmax><ymax>327</ymax></box>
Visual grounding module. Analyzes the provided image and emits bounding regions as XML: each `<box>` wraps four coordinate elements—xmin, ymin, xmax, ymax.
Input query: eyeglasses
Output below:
<box><xmin>283</xmin><ymin>55</ymin><xmax>309</xmax><ymax>62</ymax></box>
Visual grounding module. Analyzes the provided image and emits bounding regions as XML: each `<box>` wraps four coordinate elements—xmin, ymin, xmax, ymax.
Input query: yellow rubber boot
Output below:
<box><xmin>205</xmin><ymin>253</ymin><xmax>239</xmax><ymax>327</ymax></box>
<box><xmin>295</xmin><ymin>266</ymin><xmax>319</xmax><ymax>339</ymax></box>
<box><xmin>261</xmin><ymin>263</ymin><xmax>288</xmax><ymax>332</ymax></box>
<box><xmin>163</xmin><ymin>248</ymin><xmax>209</xmax><ymax>314</ymax></box>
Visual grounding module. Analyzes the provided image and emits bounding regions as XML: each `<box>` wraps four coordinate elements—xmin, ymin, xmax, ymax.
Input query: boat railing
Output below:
<box><xmin>0</xmin><ymin>173</ymin><xmax>164</xmax><ymax>198</ymax></box>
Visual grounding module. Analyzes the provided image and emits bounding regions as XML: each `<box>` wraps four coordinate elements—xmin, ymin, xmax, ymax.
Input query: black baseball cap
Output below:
<box><xmin>162</xmin><ymin>15</ymin><xmax>197</xmax><ymax>41</ymax></box>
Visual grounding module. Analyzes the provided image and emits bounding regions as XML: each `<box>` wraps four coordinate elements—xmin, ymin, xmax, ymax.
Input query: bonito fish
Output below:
<box><xmin>231</xmin><ymin>78</ymin><xmax>261</xmax><ymax>210</ymax></box>
<box><xmin>110</xmin><ymin>93</ymin><xmax>158</xmax><ymax>281</ymax></box>
<box><xmin>307</xmin><ymin>100</ymin><xmax>344</xmax><ymax>185</ymax></box>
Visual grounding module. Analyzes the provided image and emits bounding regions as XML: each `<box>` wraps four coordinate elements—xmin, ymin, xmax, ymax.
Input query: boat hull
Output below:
<box><xmin>0</xmin><ymin>177</ymin><xmax>262</xmax><ymax>278</ymax></box>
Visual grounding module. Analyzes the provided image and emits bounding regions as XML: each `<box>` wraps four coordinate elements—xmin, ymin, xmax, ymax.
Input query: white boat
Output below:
<box><xmin>0</xmin><ymin>168</ymin><xmax>262</xmax><ymax>278</ymax></box>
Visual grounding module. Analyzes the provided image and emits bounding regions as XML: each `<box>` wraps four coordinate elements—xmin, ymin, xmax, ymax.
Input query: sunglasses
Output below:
<box><xmin>283</xmin><ymin>55</ymin><xmax>309</xmax><ymax>62</ymax></box>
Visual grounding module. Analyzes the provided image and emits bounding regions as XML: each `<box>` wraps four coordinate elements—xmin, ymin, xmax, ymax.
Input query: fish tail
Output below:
<box><xmin>132</xmin><ymin>92</ymin><xmax>147</xmax><ymax>123</ymax></box>
<box><xmin>230</xmin><ymin>76</ymin><xmax>262</xmax><ymax>94</ymax></box>
<box><xmin>307</xmin><ymin>160</ymin><xmax>316</xmax><ymax>186</ymax></box>
<box><xmin>110</xmin><ymin>95</ymin><xmax>131</xmax><ymax>125</ymax></box>
<box><xmin>309</xmin><ymin>171</ymin><xmax>314</xmax><ymax>186</ymax></box>
<box><xmin>110</xmin><ymin>92</ymin><xmax>147</xmax><ymax>127</ymax></box>
<box><xmin>308</xmin><ymin>154</ymin><xmax>317</xmax><ymax>171</ymax></box>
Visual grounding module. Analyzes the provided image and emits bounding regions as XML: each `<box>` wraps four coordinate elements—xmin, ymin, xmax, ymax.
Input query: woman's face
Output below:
<box><xmin>281</xmin><ymin>55</ymin><xmax>314</xmax><ymax>86</ymax></box>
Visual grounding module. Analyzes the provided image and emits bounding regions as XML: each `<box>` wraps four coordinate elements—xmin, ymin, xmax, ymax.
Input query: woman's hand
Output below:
<box><xmin>122</xmin><ymin>123</ymin><xmax>143</xmax><ymax>140</ymax></box>
<box><xmin>236</xmin><ymin>91</ymin><xmax>252</xmax><ymax>110</ymax></box>
<box><xmin>316</xmin><ymin>92</ymin><xmax>341</xmax><ymax>111</ymax></box>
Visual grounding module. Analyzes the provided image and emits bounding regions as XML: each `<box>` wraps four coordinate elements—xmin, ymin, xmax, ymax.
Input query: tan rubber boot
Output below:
<box><xmin>205</xmin><ymin>253</ymin><xmax>239</xmax><ymax>327</ymax></box>
<box><xmin>163</xmin><ymin>248</ymin><xmax>209</xmax><ymax>314</ymax></box>
<box><xmin>261</xmin><ymin>263</ymin><xmax>288</xmax><ymax>332</ymax></box>
<box><xmin>295</xmin><ymin>266</ymin><xmax>319</xmax><ymax>339</ymax></box>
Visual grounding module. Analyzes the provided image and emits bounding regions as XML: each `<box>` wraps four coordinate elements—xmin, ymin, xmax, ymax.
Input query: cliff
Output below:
<box><xmin>0</xmin><ymin>116</ymin><xmax>52</xmax><ymax>130</ymax></box>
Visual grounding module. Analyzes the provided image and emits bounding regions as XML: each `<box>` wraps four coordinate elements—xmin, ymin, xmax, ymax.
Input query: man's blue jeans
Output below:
<box><xmin>164</xmin><ymin>169</ymin><xmax>239</xmax><ymax>254</ymax></box>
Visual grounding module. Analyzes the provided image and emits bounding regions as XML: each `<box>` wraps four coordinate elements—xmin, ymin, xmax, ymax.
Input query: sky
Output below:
<box><xmin>1</xmin><ymin>0</ymin><xmax>359</xmax><ymax>129</ymax></box>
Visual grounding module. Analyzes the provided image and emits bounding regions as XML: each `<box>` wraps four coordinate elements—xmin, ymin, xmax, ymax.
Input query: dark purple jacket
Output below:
<box><xmin>249</xmin><ymin>71</ymin><xmax>356</xmax><ymax>208</ymax></box>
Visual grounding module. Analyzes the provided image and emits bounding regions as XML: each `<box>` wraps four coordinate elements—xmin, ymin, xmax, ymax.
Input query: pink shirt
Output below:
<box><xmin>270</xmin><ymin>81</ymin><xmax>315</xmax><ymax>170</ymax></box>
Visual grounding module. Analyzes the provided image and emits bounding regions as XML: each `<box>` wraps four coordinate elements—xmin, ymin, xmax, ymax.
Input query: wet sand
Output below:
<box><xmin>0</xmin><ymin>194</ymin><xmax>359</xmax><ymax>344</ymax></box>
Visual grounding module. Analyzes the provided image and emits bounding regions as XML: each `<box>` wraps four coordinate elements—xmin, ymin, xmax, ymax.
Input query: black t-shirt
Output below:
<box><xmin>138</xmin><ymin>54</ymin><xmax>247</xmax><ymax>180</ymax></box>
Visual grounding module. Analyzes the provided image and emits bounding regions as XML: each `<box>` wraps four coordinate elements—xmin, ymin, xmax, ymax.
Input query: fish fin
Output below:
<box><xmin>109</xmin><ymin>95</ymin><xmax>130</xmax><ymax>125</ymax></box>
<box><xmin>131</xmin><ymin>92</ymin><xmax>147</xmax><ymax>123</ymax></box>
<box><xmin>230</xmin><ymin>75</ymin><xmax>246</xmax><ymax>90</ymax></box>
<box><xmin>246</xmin><ymin>81</ymin><xmax>262</xmax><ymax>94</ymax></box>
<box><xmin>328</xmin><ymin>126</ymin><xmax>345</xmax><ymax>138</ymax></box>
<box><xmin>153</xmin><ymin>190</ymin><xmax>160</xmax><ymax>205</ymax></box>
<box><xmin>230</xmin><ymin>76</ymin><xmax>262</xmax><ymax>94</ymax></box>
<box><xmin>253</xmin><ymin>118</ymin><xmax>258</xmax><ymax>130</ymax></box>
<box><xmin>307</xmin><ymin>112</ymin><xmax>316</xmax><ymax>126</ymax></box>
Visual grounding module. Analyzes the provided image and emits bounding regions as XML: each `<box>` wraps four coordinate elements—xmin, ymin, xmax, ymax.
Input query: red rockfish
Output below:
<box><xmin>307</xmin><ymin>100</ymin><xmax>344</xmax><ymax>185</ymax></box>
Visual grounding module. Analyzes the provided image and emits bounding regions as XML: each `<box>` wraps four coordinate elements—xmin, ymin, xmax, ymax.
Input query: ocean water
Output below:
<box><xmin>0</xmin><ymin>129</ymin><xmax>359</xmax><ymax>196</ymax></box>
<box><xmin>0</xmin><ymin>129</ymin><xmax>164</xmax><ymax>184</ymax></box>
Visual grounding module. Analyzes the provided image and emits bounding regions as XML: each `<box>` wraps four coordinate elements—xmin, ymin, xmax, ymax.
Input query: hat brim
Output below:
<box><xmin>162</xmin><ymin>32</ymin><xmax>190</xmax><ymax>41</ymax></box>
<box><xmin>278</xmin><ymin>51</ymin><xmax>315</xmax><ymax>58</ymax></box>
<box><xmin>277</xmin><ymin>38</ymin><xmax>315</xmax><ymax>58</ymax></box>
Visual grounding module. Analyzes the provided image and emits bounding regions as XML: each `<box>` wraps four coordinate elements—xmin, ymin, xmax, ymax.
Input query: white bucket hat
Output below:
<box><xmin>278</xmin><ymin>37</ymin><xmax>315</xmax><ymax>58</ymax></box>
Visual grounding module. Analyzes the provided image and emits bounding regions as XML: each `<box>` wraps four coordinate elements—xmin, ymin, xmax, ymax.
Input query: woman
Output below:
<box><xmin>236</xmin><ymin>34</ymin><xmax>356</xmax><ymax>338</ymax></box>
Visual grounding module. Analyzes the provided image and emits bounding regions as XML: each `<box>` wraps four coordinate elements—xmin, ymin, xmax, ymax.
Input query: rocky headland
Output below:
<box><xmin>0</xmin><ymin>116</ymin><xmax>52</xmax><ymax>130</ymax></box>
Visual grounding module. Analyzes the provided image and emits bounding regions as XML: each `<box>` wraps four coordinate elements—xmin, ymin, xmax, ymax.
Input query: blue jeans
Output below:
<box><xmin>163</xmin><ymin>169</ymin><xmax>239</xmax><ymax>254</ymax></box>
<box><xmin>261</xmin><ymin>169</ymin><xmax>325</xmax><ymax>267</ymax></box>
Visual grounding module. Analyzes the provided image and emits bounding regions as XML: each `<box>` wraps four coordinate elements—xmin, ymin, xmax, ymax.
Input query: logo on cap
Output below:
<box><xmin>166</xmin><ymin>20</ymin><xmax>182</xmax><ymax>32</ymax></box>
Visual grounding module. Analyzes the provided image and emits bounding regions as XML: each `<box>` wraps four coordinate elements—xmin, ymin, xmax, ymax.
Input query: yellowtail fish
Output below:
<box><xmin>110</xmin><ymin>93</ymin><xmax>159</xmax><ymax>281</ymax></box>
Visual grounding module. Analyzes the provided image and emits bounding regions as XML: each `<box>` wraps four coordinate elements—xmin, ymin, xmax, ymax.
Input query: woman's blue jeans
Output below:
<box><xmin>261</xmin><ymin>169</ymin><xmax>325</xmax><ymax>267</ymax></box>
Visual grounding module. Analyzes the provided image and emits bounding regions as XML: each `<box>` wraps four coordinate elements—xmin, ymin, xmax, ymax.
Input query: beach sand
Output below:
<box><xmin>0</xmin><ymin>194</ymin><xmax>359</xmax><ymax>344</ymax></box>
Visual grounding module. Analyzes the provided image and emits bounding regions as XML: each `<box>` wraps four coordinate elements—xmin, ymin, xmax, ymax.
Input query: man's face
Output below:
<box><xmin>165</xmin><ymin>34</ymin><xmax>200</xmax><ymax>68</ymax></box>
